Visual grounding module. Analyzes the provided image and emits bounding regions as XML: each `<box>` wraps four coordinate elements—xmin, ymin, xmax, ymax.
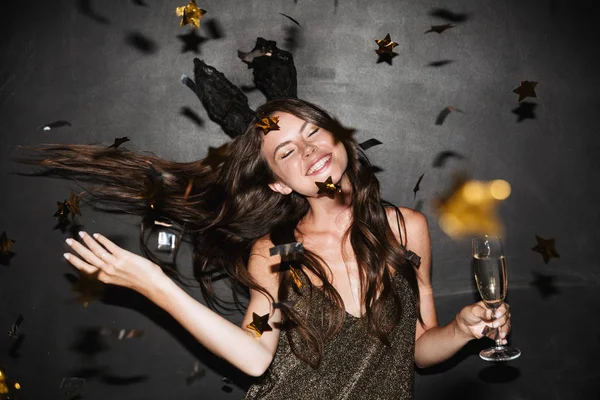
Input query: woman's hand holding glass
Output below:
<box><xmin>455</xmin><ymin>301</ymin><xmax>511</xmax><ymax>344</ymax></box>
<box><xmin>63</xmin><ymin>231</ymin><xmax>166</xmax><ymax>298</ymax></box>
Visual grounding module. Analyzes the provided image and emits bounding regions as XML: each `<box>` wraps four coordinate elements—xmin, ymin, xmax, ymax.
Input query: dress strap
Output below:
<box><xmin>388</xmin><ymin>203</ymin><xmax>421</xmax><ymax>268</ymax></box>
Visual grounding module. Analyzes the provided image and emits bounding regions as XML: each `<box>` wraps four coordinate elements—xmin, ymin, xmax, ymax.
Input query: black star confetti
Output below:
<box><xmin>427</xmin><ymin>60</ymin><xmax>453</xmax><ymax>67</ymax></box>
<box><xmin>531</xmin><ymin>235</ymin><xmax>560</xmax><ymax>264</ymax></box>
<box><xmin>108</xmin><ymin>136</ymin><xmax>131</xmax><ymax>149</ymax></box>
<box><xmin>429</xmin><ymin>8</ymin><xmax>469</xmax><ymax>23</ymax></box>
<box><xmin>512</xmin><ymin>101</ymin><xmax>537</xmax><ymax>122</ymax></box>
<box><xmin>413</xmin><ymin>173</ymin><xmax>424</xmax><ymax>199</ymax></box>
<box><xmin>124</xmin><ymin>31</ymin><xmax>158</xmax><ymax>54</ymax></box>
<box><xmin>280</xmin><ymin>13</ymin><xmax>301</xmax><ymax>26</ymax></box>
<box><xmin>530</xmin><ymin>272</ymin><xmax>559</xmax><ymax>298</ymax></box>
<box><xmin>180</xmin><ymin>106</ymin><xmax>204</xmax><ymax>127</ymax></box>
<box><xmin>66</xmin><ymin>191</ymin><xmax>82</xmax><ymax>216</ymax></box>
<box><xmin>425</xmin><ymin>24</ymin><xmax>455</xmax><ymax>33</ymax></box>
<box><xmin>513</xmin><ymin>81</ymin><xmax>538</xmax><ymax>102</ymax></box>
<box><xmin>435</xmin><ymin>106</ymin><xmax>463</xmax><ymax>125</ymax></box>
<box><xmin>203</xmin><ymin>143</ymin><xmax>229</xmax><ymax>170</ymax></box>
<box><xmin>358</xmin><ymin>138</ymin><xmax>382</xmax><ymax>151</ymax></box>
<box><xmin>41</xmin><ymin>120</ymin><xmax>72</xmax><ymax>131</ymax></box>
<box><xmin>8</xmin><ymin>315</ymin><xmax>24</xmax><ymax>339</ymax></box>
<box><xmin>177</xmin><ymin>29</ymin><xmax>208</xmax><ymax>53</ymax></box>
<box><xmin>54</xmin><ymin>199</ymin><xmax>71</xmax><ymax>223</ymax></box>
<box><xmin>432</xmin><ymin>150</ymin><xmax>465</xmax><ymax>168</ymax></box>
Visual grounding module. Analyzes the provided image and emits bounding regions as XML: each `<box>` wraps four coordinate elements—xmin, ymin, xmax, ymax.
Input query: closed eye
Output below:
<box><xmin>308</xmin><ymin>127</ymin><xmax>319</xmax><ymax>137</ymax></box>
<box><xmin>281</xmin><ymin>149</ymin><xmax>294</xmax><ymax>159</ymax></box>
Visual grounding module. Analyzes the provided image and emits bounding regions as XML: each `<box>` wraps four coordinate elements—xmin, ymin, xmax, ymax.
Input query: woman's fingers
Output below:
<box><xmin>78</xmin><ymin>231</ymin><xmax>116</xmax><ymax>265</ymax></box>
<box><xmin>66</xmin><ymin>236</ymin><xmax>108</xmax><ymax>269</ymax></box>
<box><xmin>63</xmin><ymin>252</ymin><xmax>99</xmax><ymax>275</ymax></box>
<box><xmin>91</xmin><ymin>233</ymin><xmax>122</xmax><ymax>256</ymax></box>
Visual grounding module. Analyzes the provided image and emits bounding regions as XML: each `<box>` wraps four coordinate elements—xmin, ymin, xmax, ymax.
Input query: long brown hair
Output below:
<box><xmin>13</xmin><ymin>98</ymin><xmax>422</xmax><ymax>368</ymax></box>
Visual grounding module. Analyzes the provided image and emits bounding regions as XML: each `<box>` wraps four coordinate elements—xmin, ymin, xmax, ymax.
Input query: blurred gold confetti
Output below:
<box><xmin>433</xmin><ymin>176</ymin><xmax>511</xmax><ymax>238</ymax></box>
<box><xmin>0</xmin><ymin>231</ymin><xmax>15</xmax><ymax>255</ymax></box>
<box><xmin>176</xmin><ymin>0</ymin><xmax>206</xmax><ymax>29</ymax></box>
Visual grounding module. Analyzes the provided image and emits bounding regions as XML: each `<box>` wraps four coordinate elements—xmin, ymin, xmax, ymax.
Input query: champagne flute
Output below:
<box><xmin>472</xmin><ymin>235</ymin><xmax>521</xmax><ymax>361</ymax></box>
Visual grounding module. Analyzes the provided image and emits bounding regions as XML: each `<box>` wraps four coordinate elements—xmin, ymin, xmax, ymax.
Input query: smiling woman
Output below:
<box><xmin>15</xmin><ymin>97</ymin><xmax>511</xmax><ymax>400</ymax></box>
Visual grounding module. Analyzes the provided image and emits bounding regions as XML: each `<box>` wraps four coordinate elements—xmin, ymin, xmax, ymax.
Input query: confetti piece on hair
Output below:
<box><xmin>433</xmin><ymin>175</ymin><xmax>511</xmax><ymax>238</ymax></box>
<box><xmin>435</xmin><ymin>106</ymin><xmax>463</xmax><ymax>125</ymax></box>
<box><xmin>432</xmin><ymin>151</ymin><xmax>465</xmax><ymax>168</ymax></box>
<box><xmin>8</xmin><ymin>315</ymin><xmax>23</xmax><ymax>339</ymax></box>
<box><xmin>425</xmin><ymin>24</ymin><xmax>455</xmax><ymax>34</ymax></box>
<box><xmin>269</xmin><ymin>242</ymin><xmax>304</xmax><ymax>258</ymax></box>
<box><xmin>41</xmin><ymin>120</ymin><xmax>72</xmax><ymax>131</ymax></box>
<box><xmin>99</xmin><ymin>328</ymin><xmax>145</xmax><ymax>340</ymax></box>
<box><xmin>176</xmin><ymin>0</ymin><xmax>206</xmax><ymax>28</ymax></box>
<box><xmin>412</xmin><ymin>173</ymin><xmax>424</xmax><ymax>199</ymax></box>
<box><xmin>279</xmin><ymin>13</ymin><xmax>301</xmax><ymax>26</ymax></box>
<box><xmin>531</xmin><ymin>235</ymin><xmax>560</xmax><ymax>264</ymax></box>
<box><xmin>315</xmin><ymin>176</ymin><xmax>342</xmax><ymax>199</ymax></box>
<box><xmin>255</xmin><ymin>116</ymin><xmax>280</xmax><ymax>134</ymax></box>
<box><xmin>358</xmin><ymin>138</ymin><xmax>382</xmax><ymax>150</ymax></box>
<box><xmin>108</xmin><ymin>137</ymin><xmax>130</xmax><ymax>149</ymax></box>
<box><xmin>0</xmin><ymin>231</ymin><xmax>15</xmax><ymax>255</ymax></box>
<box><xmin>513</xmin><ymin>81</ymin><xmax>538</xmax><ymax>102</ymax></box>
<box><xmin>246</xmin><ymin>312</ymin><xmax>273</xmax><ymax>338</ymax></box>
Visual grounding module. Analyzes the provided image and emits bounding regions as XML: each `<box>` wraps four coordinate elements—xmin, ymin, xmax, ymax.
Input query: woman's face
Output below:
<box><xmin>261</xmin><ymin>112</ymin><xmax>348</xmax><ymax>197</ymax></box>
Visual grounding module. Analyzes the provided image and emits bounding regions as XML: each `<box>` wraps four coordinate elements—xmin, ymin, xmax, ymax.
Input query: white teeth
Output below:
<box><xmin>307</xmin><ymin>155</ymin><xmax>330</xmax><ymax>175</ymax></box>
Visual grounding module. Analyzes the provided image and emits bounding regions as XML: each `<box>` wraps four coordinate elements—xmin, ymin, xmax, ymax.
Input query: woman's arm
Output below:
<box><xmin>393</xmin><ymin>208</ymin><xmax>510</xmax><ymax>368</ymax></box>
<box><xmin>65</xmin><ymin>232</ymin><xmax>281</xmax><ymax>377</ymax></box>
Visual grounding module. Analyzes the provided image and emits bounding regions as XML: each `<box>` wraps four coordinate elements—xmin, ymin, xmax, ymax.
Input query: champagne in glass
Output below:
<box><xmin>472</xmin><ymin>235</ymin><xmax>521</xmax><ymax>362</ymax></box>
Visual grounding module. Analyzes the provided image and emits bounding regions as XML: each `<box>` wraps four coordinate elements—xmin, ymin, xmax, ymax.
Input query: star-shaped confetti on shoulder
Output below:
<box><xmin>513</xmin><ymin>81</ymin><xmax>538</xmax><ymax>102</ymax></box>
<box><xmin>531</xmin><ymin>235</ymin><xmax>560</xmax><ymax>264</ymax></box>
<box><xmin>375</xmin><ymin>34</ymin><xmax>399</xmax><ymax>65</ymax></box>
<box><xmin>315</xmin><ymin>176</ymin><xmax>342</xmax><ymax>199</ymax></box>
<box><xmin>246</xmin><ymin>312</ymin><xmax>272</xmax><ymax>338</ymax></box>
<box><xmin>0</xmin><ymin>231</ymin><xmax>15</xmax><ymax>255</ymax></box>
<box><xmin>255</xmin><ymin>116</ymin><xmax>280</xmax><ymax>135</ymax></box>
<box><xmin>108</xmin><ymin>137</ymin><xmax>130</xmax><ymax>149</ymax></box>
<box><xmin>176</xmin><ymin>0</ymin><xmax>206</xmax><ymax>29</ymax></box>
<box><xmin>425</xmin><ymin>24</ymin><xmax>455</xmax><ymax>34</ymax></box>
<box><xmin>66</xmin><ymin>191</ymin><xmax>82</xmax><ymax>217</ymax></box>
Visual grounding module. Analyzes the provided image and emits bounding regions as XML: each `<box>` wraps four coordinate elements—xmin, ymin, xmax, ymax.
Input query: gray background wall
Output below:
<box><xmin>1</xmin><ymin>0</ymin><xmax>599</xmax><ymax>399</ymax></box>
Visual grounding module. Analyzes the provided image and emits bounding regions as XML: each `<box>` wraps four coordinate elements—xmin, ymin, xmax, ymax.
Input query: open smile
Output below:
<box><xmin>306</xmin><ymin>154</ymin><xmax>332</xmax><ymax>176</ymax></box>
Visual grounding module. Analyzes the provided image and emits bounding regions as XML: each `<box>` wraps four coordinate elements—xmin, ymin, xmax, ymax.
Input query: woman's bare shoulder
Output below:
<box><xmin>385</xmin><ymin>205</ymin><xmax>428</xmax><ymax>246</ymax></box>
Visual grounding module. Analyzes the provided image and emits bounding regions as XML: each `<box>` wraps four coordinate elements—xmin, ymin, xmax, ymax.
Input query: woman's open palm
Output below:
<box><xmin>64</xmin><ymin>231</ymin><xmax>165</xmax><ymax>297</ymax></box>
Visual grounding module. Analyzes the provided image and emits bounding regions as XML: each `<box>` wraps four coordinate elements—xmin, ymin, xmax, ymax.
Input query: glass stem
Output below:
<box><xmin>492</xmin><ymin>309</ymin><xmax>503</xmax><ymax>348</ymax></box>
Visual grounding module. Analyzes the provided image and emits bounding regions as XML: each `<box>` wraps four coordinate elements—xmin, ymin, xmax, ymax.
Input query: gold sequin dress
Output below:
<box><xmin>245</xmin><ymin>261</ymin><xmax>418</xmax><ymax>400</ymax></box>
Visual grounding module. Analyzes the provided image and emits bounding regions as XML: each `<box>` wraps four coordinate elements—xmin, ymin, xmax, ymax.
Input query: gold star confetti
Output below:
<box><xmin>513</xmin><ymin>81</ymin><xmax>538</xmax><ymax>102</ymax></box>
<box><xmin>433</xmin><ymin>175</ymin><xmax>511</xmax><ymax>238</ymax></box>
<box><xmin>0</xmin><ymin>231</ymin><xmax>15</xmax><ymax>255</ymax></box>
<box><xmin>53</xmin><ymin>199</ymin><xmax>71</xmax><ymax>223</ymax></box>
<box><xmin>315</xmin><ymin>176</ymin><xmax>342</xmax><ymax>199</ymax></box>
<box><xmin>246</xmin><ymin>312</ymin><xmax>272</xmax><ymax>338</ymax></box>
<box><xmin>289</xmin><ymin>266</ymin><xmax>303</xmax><ymax>289</ymax></box>
<box><xmin>375</xmin><ymin>33</ymin><xmax>398</xmax><ymax>55</ymax></box>
<box><xmin>255</xmin><ymin>116</ymin><xmax>280</xmax><ymax>135</ymax></box>
<box><xmin>66</xmin><ymin>191</ymin><xmax>82</xmax><ymax>216</ymax></box>
<box><xmin>531</xmin><ymin>235</ymin><xmax>560</xmax><ymax>264</ymax></box>
<box><xmin>176</xmin><ymin>0</ymin><xmax>206</xmax><ymax>29</ymax></box>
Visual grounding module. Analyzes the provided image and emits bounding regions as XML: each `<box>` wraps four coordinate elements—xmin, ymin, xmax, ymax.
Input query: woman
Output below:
<box><xmin>24</xmin><ymin>98</ymin><xmax>510</xmax><ymax>399</ymax></box>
